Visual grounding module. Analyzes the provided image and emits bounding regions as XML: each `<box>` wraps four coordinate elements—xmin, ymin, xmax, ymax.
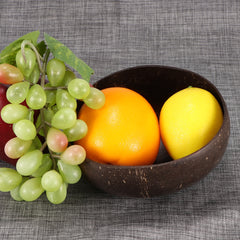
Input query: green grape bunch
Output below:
<box><xmin>0</xmin><ymin>31</ymin><xmax>105</xmax><ymax>204</ymax></box>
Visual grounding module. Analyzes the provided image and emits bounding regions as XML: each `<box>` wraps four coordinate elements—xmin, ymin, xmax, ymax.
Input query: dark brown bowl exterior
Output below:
<box><xmin>81</xmin><ymin>65</ymin><xmax>230</xmax><ymax>198</ymax></box>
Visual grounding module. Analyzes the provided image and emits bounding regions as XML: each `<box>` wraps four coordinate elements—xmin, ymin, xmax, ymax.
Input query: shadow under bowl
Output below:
<box><xmin>81</xmin><ymin>65</ymin><xmax>230</xmax><ymax>198</ymax></box>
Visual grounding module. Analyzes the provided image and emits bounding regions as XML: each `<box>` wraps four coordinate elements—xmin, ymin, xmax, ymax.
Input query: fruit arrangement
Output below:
<box><xmin>0</xmin><ymin>31</ymin><xmax>105</xmax><ymax>203</ymax></box>
<box><xmin>77</xmin><ymin>85</ymin><xmax>223</xmax><ymax>166</ymax></box>
<box><xmin>0</xmin><ymin>32</ymin><xmax>224</xmax><ymax>203</ymax></box>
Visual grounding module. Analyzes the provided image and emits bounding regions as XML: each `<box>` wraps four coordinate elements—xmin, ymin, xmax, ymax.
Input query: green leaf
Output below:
<box><xmin>44</xmin><ymin>33</ymin><xmax>93</xmax><ymax>82</ymax></box>
<box><xmin>0</xmin><ymin>31</ymin><xmax>40</xmax><ymax>65</ymax></box>
<box><xmin>36</xmin><ymin>40</ymin><xmax>47</xmax><ymax>57</ymax></box>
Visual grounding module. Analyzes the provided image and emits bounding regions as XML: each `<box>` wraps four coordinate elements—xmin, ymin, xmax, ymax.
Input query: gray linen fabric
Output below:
<box><xmin>0</xmin><ymin>0</ymin><xmax>239</xmax><ymax>239</ymax></box>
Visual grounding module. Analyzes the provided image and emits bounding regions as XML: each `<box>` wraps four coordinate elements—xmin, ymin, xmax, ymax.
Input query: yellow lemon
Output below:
<box><xmin>159</xmin><ymin>87</ymin><xmax>223</xmax><ymax>160</ymax></box>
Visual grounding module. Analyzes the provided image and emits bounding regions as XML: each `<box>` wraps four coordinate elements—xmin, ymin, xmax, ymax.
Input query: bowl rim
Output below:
<box><xmin>87</xmin><ymin>65</ymin><xmax>230</xmax><ymax>170</ymax></box>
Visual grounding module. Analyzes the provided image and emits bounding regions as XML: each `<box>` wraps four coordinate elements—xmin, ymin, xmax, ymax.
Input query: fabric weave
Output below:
<box><xmin>0</xmin><ymin>0</ymin><xmax>239</xmax><ymax>239</ymax></box>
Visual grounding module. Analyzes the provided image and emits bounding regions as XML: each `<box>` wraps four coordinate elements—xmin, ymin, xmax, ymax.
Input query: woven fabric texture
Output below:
<box><xmin>0</xmin><ymin>0</ymin><xmax>239</xmax><ymax>239</ymax></box>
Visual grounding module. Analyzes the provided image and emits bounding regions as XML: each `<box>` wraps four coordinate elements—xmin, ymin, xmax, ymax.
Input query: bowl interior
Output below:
<box><xmin>94</xmin><ymin>65</ymin><xmax>226</xmax><ymax>118</ymax></box>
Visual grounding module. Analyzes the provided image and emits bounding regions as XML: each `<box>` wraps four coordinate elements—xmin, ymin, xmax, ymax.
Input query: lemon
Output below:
<box><xmin>159</xmin><ymin>87</ymin><xmax>223</xmax><ymax>160</ymax></box>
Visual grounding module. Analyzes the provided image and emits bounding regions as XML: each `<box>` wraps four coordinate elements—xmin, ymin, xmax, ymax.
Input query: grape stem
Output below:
<box><xmin>52</xmin><ymin>154</ymin><xmax>61</xmax><ymax>159</ymax></box>
<box><xmin>40</xmin><ymin>141</ymin><xmax>47</xmax><ymax>152</ymax></box>
<box><xmin>44</xmin><ymin>121</ymin><xmax>52</xmax><ymax>127</ymax></box>
<box><xmin>36</xmin><ymin>122</ymin><xmax>44</xmax><ymax>133</ymax></box>
<box><xmin>40</xmin><ymin>49</ymin><xmax>50</xmax><ymax>87</ymax></box>
<box><xmin>39</xmin><ymin>48</ymin><xmax>50</xmax><ymax>137</ymax></box>
<box><xmin>38</xmin><ymin>48</ymin><xmax>57</xmax><ymax>170</ymax></box>
<box><xmin>49</xmin><ymin>150</ymin><xmax>57</xmax><ymax>170</ymax></box>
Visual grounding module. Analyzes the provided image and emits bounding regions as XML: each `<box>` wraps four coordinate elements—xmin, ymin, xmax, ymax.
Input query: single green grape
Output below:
<box><xmin>26</xmin><ymin>84</ymin><xmax>46</xmax><ymax>110</ymax></box>
<box><xmin>1</xmin><ymin>103</ymin><xmax>29</xmax><ymax>124</ymax></box>
<box><xmin>67</xmin><ymin>78</ymin><xmax>90</xmax><ymax>99</ymax></box>
<box><xmin>57</xmin><ymin>160</ymin><xmax>82</xmax><ymax>184</ymax></box>
<box><xmin>14</xmin><ymin>119</ymin><xmax>36</xmax><ymax>141</ymax></box>
<box><xmin>46</xmin><ymin>182</ymin><xmax>67</xmax><ymax>204</ymax></box>
<box><xmin>16</xmin><ymin>150</ymin><xmax>43</xmax><ymax>176</ymax></box>
<box><xmin>51</xmin><ymin>108</ymin><xmax>76</xmax><ymax>130</ymax></box>
<box><xmin>83</xmin><ymin>87</ymin><xmax>105</xmax><ymax>109</ymax></box>
<box><xmin>6</xmin><ymin>82</ymin><xmax>30</xmax><ymax>104</ymax></box>
<box><xmin>46</xmin><ymin>58</ymin><xmax>66</xmax><ymax>87</ymax></box>
<box><xmin>41</xmin><ymin>170</ymin><xmax>63</xmax><ymax>192</ymax></box>
<box><xmin>64</xmin><ymin>119</ymin><xmax>88</xmax><ymax>142</ymax></box>
<box><xmin>46</xmin><ymin>127</ymin><xmax>68</xmax><ymax>153</ymax></box>
<box><xmin>4</xmin><ymin>137</ymin><xmax>32</xmax><ymax>159</ymax></box>
<box><xmin>16</xmin><ymin>48</ymin><xmax>36</xmax><ymax>78</ymax></box>
<box><xmin>19</xmin><ymin>177</ymin><xmax>44</xmax><ymax>202</ymax></box>
<box><xmin>61</xmin><ymin>145</ymin><xmax>86</xmax><ymax>165</ymax></box>
<box><xmin>0</xmin><ymin>168</ymin><xmax>22</xmax><ymax>192</ymax></box>
<box><xmin>56</xmin><ymin>89</ymin><xmax>77</xmax><ymax>110</ymax></box>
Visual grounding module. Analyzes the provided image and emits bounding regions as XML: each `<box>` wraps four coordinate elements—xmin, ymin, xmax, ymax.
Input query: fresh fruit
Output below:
<box><xmin>67</xmin><ymin>78</ymin><xmax>90</xmax><ymax>99</ymax></box>
<box><xmin>159</xmin><ymin>87</ymin><xmax>223</xmax><ymax>160</ymax></box>
<box><xmin>26</xmin><ymin>84</ymin><xmax>47</xmax><ymax>110</ymax></box>
<box><xmin>77</xmin><ymin>87</ymin><xmax>160</xmax><ymax>166</ymax></box>
<box><xmin>83</xmin><ymin>87</ymin><xmax>105</xmax><ymax>109</ymax></box>
<box><xmin>63</xmin><ymin>119</ymin><xmax>88</xmax><ymax>142</ymax></box>
<box><xmin>46</xmin><ymin>128</ymin><xmax>68</xmax><ymax>153</ymax></box>
<box><xmin>0</xmin><ymin>63</ymin><xmax>24</xmax><ymax>84</ymax></box>
<box><xmin>1</xmin><ymin>103</ymin><xmax>29</xmax><ymax>123</ymax></box>
<box><xmin>60</xmin><ymin>145</ymin><xmax>86</xmax><ymax>165</ymax></box>
<box><xmin>16</xmin><ymin>48</ymin><xmax>36</xmax><ymax>78</ymax></box>
<box><xmin>13</xmin><ymin>119</ymin><xmax>37</xmax><ymax>141</ymax></box>
<box><xmin>0</xmin><ymin>32</ymin><xmax>98</xmax><ymax>204</ymax></box>
<box><xmin>51</xmin><ymin>107</ymin><xmax>77</xmax><ymax>130</ymax></box>
<box><xmin>6</xmin><ymin>81</ymin><xmax>30</xmax><ymax>104</ymax></box>
<box><xmin>57</xmin><ymin>160</ymin><xmax>82</xmax><ymax>184</ymax></box>
<box><xmin>0</xmin><ymin>168</ymin><xmax>22</xmax><ymax>192</ymax></box>
<box><xmin>46</xmin><ymin>58</ymin><xmax>66</xmax><ymax>86</ymax></box>
<box><xmin>19</xmin><ymin>177</ymin><xmax>44</xmax><ymax>202</ymax></box>
<box><xmin>16</xmin><ymin>150</ymin><xmax>43</xmax><ymax>176</ymax></box>
<box><xmin>16</xmin><ymin>48</ymin><xmax>36</xmax><ymax>79</ymax></box>
<box><xmin>46</xmin><ymin>182</ymin><xmax>67</xmax><ymax>204</ymax></box>
<box><xmin>4</xmin><ymin>137</ymin><xmax>32</xmax><ymax>159</ymax></box>
<box><xmin>41</xmin><ymin>170</ymin><xmax>63</xmax><ymax>192</ymax></box>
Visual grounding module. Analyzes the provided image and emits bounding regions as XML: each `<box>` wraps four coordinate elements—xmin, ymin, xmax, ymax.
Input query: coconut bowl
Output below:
<box><xmin>80</xmin><ymin>65</ymin><xmax>230</xmax><ymax>198</ymax></box>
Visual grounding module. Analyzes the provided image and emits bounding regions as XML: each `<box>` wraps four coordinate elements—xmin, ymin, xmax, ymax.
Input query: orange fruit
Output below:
<box><xmin>159</xmin><ymin>87</ymin><xmax>223</xmax><ymax>160</ymax></box>
<box><xmin>77</xmin><ymin>87</ymin><xmax>160</xmax><ymax>166</ymax></box>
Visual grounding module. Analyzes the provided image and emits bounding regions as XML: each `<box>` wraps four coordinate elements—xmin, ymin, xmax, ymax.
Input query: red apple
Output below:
<box><xmin>0</xmin><ymin>84</ymin><xmax>18</xmax><ymax>165</ymax></box>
